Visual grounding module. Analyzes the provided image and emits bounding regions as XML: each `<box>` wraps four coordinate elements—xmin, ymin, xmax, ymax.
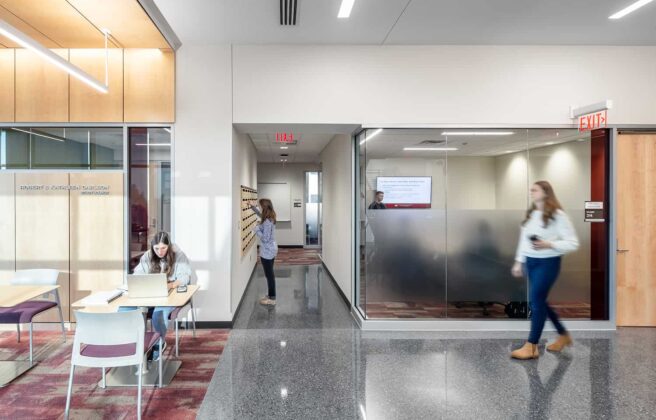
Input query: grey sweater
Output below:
<box><xmin>133</xmin><ymin>244</ymin><xmax>193</xmax><ymax>285</ymax></box>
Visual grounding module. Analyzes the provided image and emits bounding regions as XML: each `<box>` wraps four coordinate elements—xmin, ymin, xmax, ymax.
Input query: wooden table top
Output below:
<box><xmin>0</xmin><ymin>285</ymin><xmax>60</xmax><ymax>308</ymax></box>
<box><xmin>72</xmin><ymin>284</ymin><xmax>199</xmax><ymax>313</ymax></box>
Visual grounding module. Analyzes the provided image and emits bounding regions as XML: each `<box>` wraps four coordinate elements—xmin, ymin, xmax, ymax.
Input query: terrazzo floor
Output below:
<box><xmin>198</xmin><ymin>263</ymin><xmax>656</xmax><ymax>420</ymax></box>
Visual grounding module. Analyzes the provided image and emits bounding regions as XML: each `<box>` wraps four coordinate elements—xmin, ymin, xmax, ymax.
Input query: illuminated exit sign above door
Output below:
<box><xmin>275</xmin><ymin>132</ymin><xmax>296</xmax><ymax>143</ymax></box>
<box><xmin>578</xmin><ymin>110</ymin><xmax>607</xmax><ymax>132</ymax></box>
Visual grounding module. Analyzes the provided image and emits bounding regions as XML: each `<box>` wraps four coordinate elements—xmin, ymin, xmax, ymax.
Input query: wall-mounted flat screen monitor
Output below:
<box><xmin>375</xmin><ymin>176</ymin><xmax>432</xmax><ymax>209</ymax></box>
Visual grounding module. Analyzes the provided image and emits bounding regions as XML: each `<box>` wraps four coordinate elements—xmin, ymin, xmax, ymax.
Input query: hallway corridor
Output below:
<box><xmin>198</xmin><ymin>264</ymin><xmax>656</xmax><ymax>419</ymax></box>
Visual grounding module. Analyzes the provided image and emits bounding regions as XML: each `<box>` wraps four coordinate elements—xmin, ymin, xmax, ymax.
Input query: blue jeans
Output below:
<box><xmin>526</xmin><ymin>257</ymin><xmax>567</xmax><ymax>344</ymax></box>
<box><xmin>118</xmin><ymin>306</ymin><xmax>174</xmax><ymax>338</ymax></box>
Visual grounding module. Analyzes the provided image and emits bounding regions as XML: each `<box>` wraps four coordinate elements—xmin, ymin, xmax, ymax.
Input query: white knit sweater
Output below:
<box><xmin>515</xmin><ymin>209</ymin><xmax>579</xmax><ymax>263</ymax></box>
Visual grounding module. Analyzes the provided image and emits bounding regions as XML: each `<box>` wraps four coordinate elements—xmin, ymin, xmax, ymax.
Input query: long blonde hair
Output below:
<box><xmin>522</xmin><ymin>181</ymin><xmax>563</xmax><ymax>227</ymax></box>
<box><xmin>258</xmin><ymin>198</ymin><xmax>277</xmax><ymax>224</ymax></box>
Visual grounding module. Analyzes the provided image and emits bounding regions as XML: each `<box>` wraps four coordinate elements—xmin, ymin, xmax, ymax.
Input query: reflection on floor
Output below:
<box><xmin>363</xmin><ymin>301</ymin><xmax>591</xmax><ymax>319</ymax></box>
<box><xmin>259</xmin><ymin>247</ymin><xmax>322</xmax><ymax>265</ymax></box>
<box><xmin>0</xmin><ymin>329</ymin><xmax>228</xmax><ymax>419</ymax></box>
<box><xmin>198</xmin><ymin>263</ymin><xmax>654</xmax><ymax>419</ymax></box>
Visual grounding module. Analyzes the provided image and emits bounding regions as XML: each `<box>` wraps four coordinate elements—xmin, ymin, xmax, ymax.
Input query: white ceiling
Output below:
<box><xmin>154</xmin><ymin>0</ymin><xmax>656</xmax><ymax>45</ymax></box>
<box><xmin>362</xmin><ymin>128</ymin><xmax>590</xmax><ymax>159</ymax></box>
<box><xmin>249</xmin><ymin>132</ymin><xmax>336</xmax><ymax>163</ymax></box>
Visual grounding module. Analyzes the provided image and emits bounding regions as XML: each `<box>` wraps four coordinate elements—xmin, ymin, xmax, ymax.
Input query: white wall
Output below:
<box><xmin>174</xmin><ymin>44</ymin><xmax>234</xmax><ymax>322</ymax></box>
<box><xmin>320</xmin><ymin>134</ymin><xmax>353</xmax><ymax>303</ymax></box>
<box><xmin>231</xmin><ymin>129</ymin><xmax>258</xmax><ymax>313</ymax></box>
<box><xmin>233</xmin><ymin>45</ymin><xmax>656</xmax><ymax>125</ymax></box>
<box><xmin>257</xmin><ymin>163</ymin><xmax>320</xmax><ymax>246</ymax></box>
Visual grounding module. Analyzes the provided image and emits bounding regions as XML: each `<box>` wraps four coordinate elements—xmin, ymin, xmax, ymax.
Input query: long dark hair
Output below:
<box><xmin>258</xmin><ymin>198</ymin><xmax>277</xmax><ymax>224</ymax></box>
<box><xmin>149</xmin><ymin>231</ymin><xmax>176</xmax><ymax>277</ymax></box>
<box><xmin>523</xmin><ymin>180</ymin><xmax>563</xmax><ymax>227</ymax></box>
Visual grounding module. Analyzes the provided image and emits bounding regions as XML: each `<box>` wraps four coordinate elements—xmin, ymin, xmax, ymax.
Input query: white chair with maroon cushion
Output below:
<box><xmin>64</xmin><ymin>310</ymin><xmax>163</xmax><ymax>420</ymax></box>
<box><xmin>0</xmin><ymin>269</ymin><xmax>65</xmax><ymax>364</ymax></box>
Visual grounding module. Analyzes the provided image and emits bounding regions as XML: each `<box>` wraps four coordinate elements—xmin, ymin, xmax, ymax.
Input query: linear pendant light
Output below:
<box><xmin>0</xmin><ymin>19</ymin><xmax>108</xmax><ymax>94</ymax></box>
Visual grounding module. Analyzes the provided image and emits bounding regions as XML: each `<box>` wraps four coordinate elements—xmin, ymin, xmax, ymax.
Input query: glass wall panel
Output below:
<box><xmin>128</xmin><ymin>127</ymin><xmax>172</xmax><ymax>271</ymax></box>
<box><xmin>445</xmin><ymin>130</ymin><xmax>529</xmax><ymax>318</ymax></box>
<box><xmin>0</xmin><ymin>127</ymin><xmax>123</xmax><ymax>170</ymax></box>
<box><xmin>0</xmin><ymin>128</ymin><xmax>29</xmax><ymax>169</ymax></box>
<box><xmin>358</xmin><ymin>129</ymin><xmax>447</xmax><ymax>318</ymax></box>
<box><xmin>356</xmin><ymin>127</ymin><xmax>602</xmax><ymax>320</ymax></box>
<box><xmin>527</xmin><ymin>130</ymin><xmax>592</xmax><ymax>318</ymax></box>
<box><xmin>31</xmin><ymin>128</ymin><xmax>88</xmax><ymax>168</ymax></box>
<box><xmin>91</xmin><ymin>128</ymin><xmax>124</xmax><ymax>169</ymax></box>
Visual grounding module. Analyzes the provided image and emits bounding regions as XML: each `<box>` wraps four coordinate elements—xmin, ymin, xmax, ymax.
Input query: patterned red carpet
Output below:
<box><xmin>0</xmin><ymin>329</ymin><xmax>229</xmax><ymax>419</ymax></box>
<box><xmin>260</xmin><ymin>247</ymin><xmax>322</xmax><ymax>265</ymax></box>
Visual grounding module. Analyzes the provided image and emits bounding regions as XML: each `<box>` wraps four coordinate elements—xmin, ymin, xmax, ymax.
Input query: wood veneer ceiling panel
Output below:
<box><xmin>0</xmin><ymin>0</ymin><xmax>109</xmax><ymax>47</ymax></box>
<box><xmin>67</xmin><ymin>0</ymin><xmax>170</xmax><ymax>48</ymax></box>
<box><xmin>0</xmin><ymin>4</ymin><xmax>59</xmax><ymax>47</ymax></box>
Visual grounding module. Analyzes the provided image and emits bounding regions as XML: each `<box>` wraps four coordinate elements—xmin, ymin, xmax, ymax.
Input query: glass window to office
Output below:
<box><xmin>0</xmin><ymin>127</ymin><xmax>123</xmax><ymax>169</ymax></box>
<box><xmin>355</xmin><ymin>128</ymin><xmax>609</xmax><ymax>320</ymax></box>
<box><xmin>128</xmin><ymin>127</ymin><xmax>172</xmax><ymax>271</ymax></box>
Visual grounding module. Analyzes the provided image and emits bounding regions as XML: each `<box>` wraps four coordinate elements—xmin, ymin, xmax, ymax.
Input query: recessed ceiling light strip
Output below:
<box><xmin>338</xmin><ymin>0</ymin><xmax>355</xmax><ymax>18</ymax></box>
<box><xmin>609</xmin><ymin>0</ymin><xmax>654</xmax><ymax>19</ymax></box>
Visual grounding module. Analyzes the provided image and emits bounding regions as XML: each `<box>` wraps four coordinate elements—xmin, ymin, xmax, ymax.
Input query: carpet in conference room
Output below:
<box><xmin>0</xmin><ymin>329</ymin><xmax>229</xmax><ymax>419</ymax></box>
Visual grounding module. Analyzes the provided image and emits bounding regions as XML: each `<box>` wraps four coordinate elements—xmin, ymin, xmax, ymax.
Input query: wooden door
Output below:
<box><xmin>616</xmin><ymin>133</ymin><xmax>656</xmax><ymax>326</ymax></box>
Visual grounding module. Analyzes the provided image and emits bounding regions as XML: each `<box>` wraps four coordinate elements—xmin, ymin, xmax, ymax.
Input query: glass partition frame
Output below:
<box><xmin>355</xmin><ymin>127</ymin><xmax>608</xmax><ymax>321</ymax></box>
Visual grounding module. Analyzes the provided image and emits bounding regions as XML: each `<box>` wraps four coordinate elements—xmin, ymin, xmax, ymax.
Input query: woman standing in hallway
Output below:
<box><xmin>510</xmin><ymin>181</ymin><xmax>579</xmax><ymax>360</ymax></box>
<box><xmin>252</xmin><ymin>199</ymin><xmax>278</xmax><ymax>306</ymax></box>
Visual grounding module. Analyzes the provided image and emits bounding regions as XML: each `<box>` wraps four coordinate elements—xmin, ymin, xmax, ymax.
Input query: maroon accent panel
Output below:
<box><xmin>590</xmin><ymin>129</ymin><xmax>610</xmax><ymax>320</ymax></box>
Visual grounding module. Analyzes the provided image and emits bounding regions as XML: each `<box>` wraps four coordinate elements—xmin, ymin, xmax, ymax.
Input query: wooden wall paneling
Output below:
<box><xmin>0</xmin><ymin>173</ymin><xmax>15</xmax><ymax>284</ymax></box>
<box><xmin>67</xmin><ymin>0</ymin><xmax>170</xmax><ymax>48</ymax></box>
<box><xmin>69</xmin><ymin>49</ymin><xmax>124</xmax><ymax>122</ymax></box>
<box><xmin>69</xmin><ymin>172</ymin><xmax>124</xmax><ymax>321</ymax></box>
<box><xmin>616</xmin><ymin>134</ymin><xmax>656</xmax><ymax>326</ymax></box>
<box><xmin>0</xmin><ymin>49</ymin><xmax>14</xmax><ymax>122</ymax></box>
<box><xmin>15</xmin><ymin>49</ymin><xmax>69</xmax><ymax>122</ymax></box>
<box><xmin>15</xmin><ymin>173</ymin><xmax>70</xmax><ymax>321</ymax></box>
<box><xmin>0</xmin><ymin>0</ymin><xmax>108</xmax><ymax>48</ymax></box>
<box><xmin>124</xmin><ymin>49</ymin><xmax>175</xmax><ymax>122</ymax></box>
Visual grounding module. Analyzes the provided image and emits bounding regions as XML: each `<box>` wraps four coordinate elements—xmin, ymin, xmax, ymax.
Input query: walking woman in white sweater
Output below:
<box><xmin>510</xmin><ymin>181</ymin><xmax>579</xmax><ymax>360</ymax></box>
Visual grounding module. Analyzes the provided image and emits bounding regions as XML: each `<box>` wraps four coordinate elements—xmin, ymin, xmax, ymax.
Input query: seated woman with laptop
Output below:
<box><xmin>121</xmin><ymin>231</ymin><xmax>192</xmax><ymax>360</ymax></box>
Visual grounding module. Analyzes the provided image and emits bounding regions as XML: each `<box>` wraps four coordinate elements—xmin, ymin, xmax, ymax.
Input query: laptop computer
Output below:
<box><xmin>126</xmin><ymin>274</ymin><xmax>172</xmax><ymax>298</ymax></box>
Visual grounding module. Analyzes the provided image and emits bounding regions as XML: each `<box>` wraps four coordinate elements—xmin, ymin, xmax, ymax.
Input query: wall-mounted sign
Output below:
<box><xmin>18</xmin><ymin>184</ymin><xmax>111</xmax><ymax>196</ymax></box>
<box><xmin>578</xmin><ymin>110</ymin><xmax>607</xmax><ymax>132</ymax></box>
<box><xmin>294</xmin><ymin>202</ymin><xmax>302</xmax><ymax>208</ymax></box>
<box><xmin>585</xmin><ymin>201</ymin><xmax>605</xmax><ymax>222</ymax></box>
<box><xmin>275</xmin><ymin>132</ymin><xmax>296</xmax><ymax>143</ymax></box>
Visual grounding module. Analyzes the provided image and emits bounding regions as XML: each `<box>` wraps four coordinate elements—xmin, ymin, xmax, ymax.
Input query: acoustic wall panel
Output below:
<box><xmin>69</xmin><ymin>172</ymin><xmax>124</xmax><ymax>320</ymax></box>
<box><xmin>0</xmin><ymin>173</ymin><xmax>15</xmax><ymax>284</ymax></box>
<box><xmin>124</xmin><ymin>49</ymin><xmax>175</xmax><ymax>122</ymax></box>
<box><xmin>15</xmin><ymin>173</ymin><xmax>70</xmax><ymax>321</ymax></box>
<box><xmin>15</xmin><ymin>49</ymin><xmax>69</xmax><ymax>122</ymax></box>
<box><xmin>69</xmin><ymin>49</ymin><xmax>124</xmax><ymax>122</ymax></box>
<box><xmin>0</xmin><ymin>50</ymin><xmax>14</xmax><ymax>122</ymax></box>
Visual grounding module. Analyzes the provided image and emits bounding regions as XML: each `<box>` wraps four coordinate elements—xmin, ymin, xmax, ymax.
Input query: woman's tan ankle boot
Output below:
<box><xmin>511</xmin><ymin>342</ymin><xmax>539</xmax><ymax>360</ymax></box>
<box><xmin>546</xmin><ymin>334</ymin><xmax>572</xmax><ymax>352</ymax></box>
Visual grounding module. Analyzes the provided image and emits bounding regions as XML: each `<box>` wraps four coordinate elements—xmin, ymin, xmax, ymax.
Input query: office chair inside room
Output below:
<box><xmin>65</xmin><ymin>310</ymin><xmax>163</xmax><ymax>420</ymax></box>
<box><xmin>0</xmin><ymin>269</ymin><xmax>65</xmax><ymax>364</ymax></box>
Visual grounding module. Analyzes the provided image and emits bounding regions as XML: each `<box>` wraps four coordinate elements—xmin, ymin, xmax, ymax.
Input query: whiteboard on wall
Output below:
<box><xmin>257</xmin><ymin>182</ymin><xmax>291</xmax><ymax>221</ymax></box>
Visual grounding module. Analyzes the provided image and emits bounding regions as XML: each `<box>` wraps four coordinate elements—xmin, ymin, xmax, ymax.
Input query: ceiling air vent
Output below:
<box><xmin>419</xmin><ymin>140</ymin><xmax>446</xmax><ymax>145</ymax></box>
<box><xmin>280</xmin><ymin>0</ymin><xmax>298</xmax><ymax>25</ymax></box>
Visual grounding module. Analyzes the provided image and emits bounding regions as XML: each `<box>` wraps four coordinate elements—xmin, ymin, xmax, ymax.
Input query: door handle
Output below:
<box><xmin>616</xmin><ymin>239</ymin><xmax>629</xmax><ymax>253</ymax></box>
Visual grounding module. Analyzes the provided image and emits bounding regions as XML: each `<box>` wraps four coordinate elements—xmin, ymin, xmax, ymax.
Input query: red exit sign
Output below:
<box><xmin>275</xmin><ymin>132</ymin><xmax>295</xmax><ymax>143</ymax></box>
<box><xmin>578</xmin><ymin>110</ymin><xmax>607</xmax><ymax>132</ymax></box>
